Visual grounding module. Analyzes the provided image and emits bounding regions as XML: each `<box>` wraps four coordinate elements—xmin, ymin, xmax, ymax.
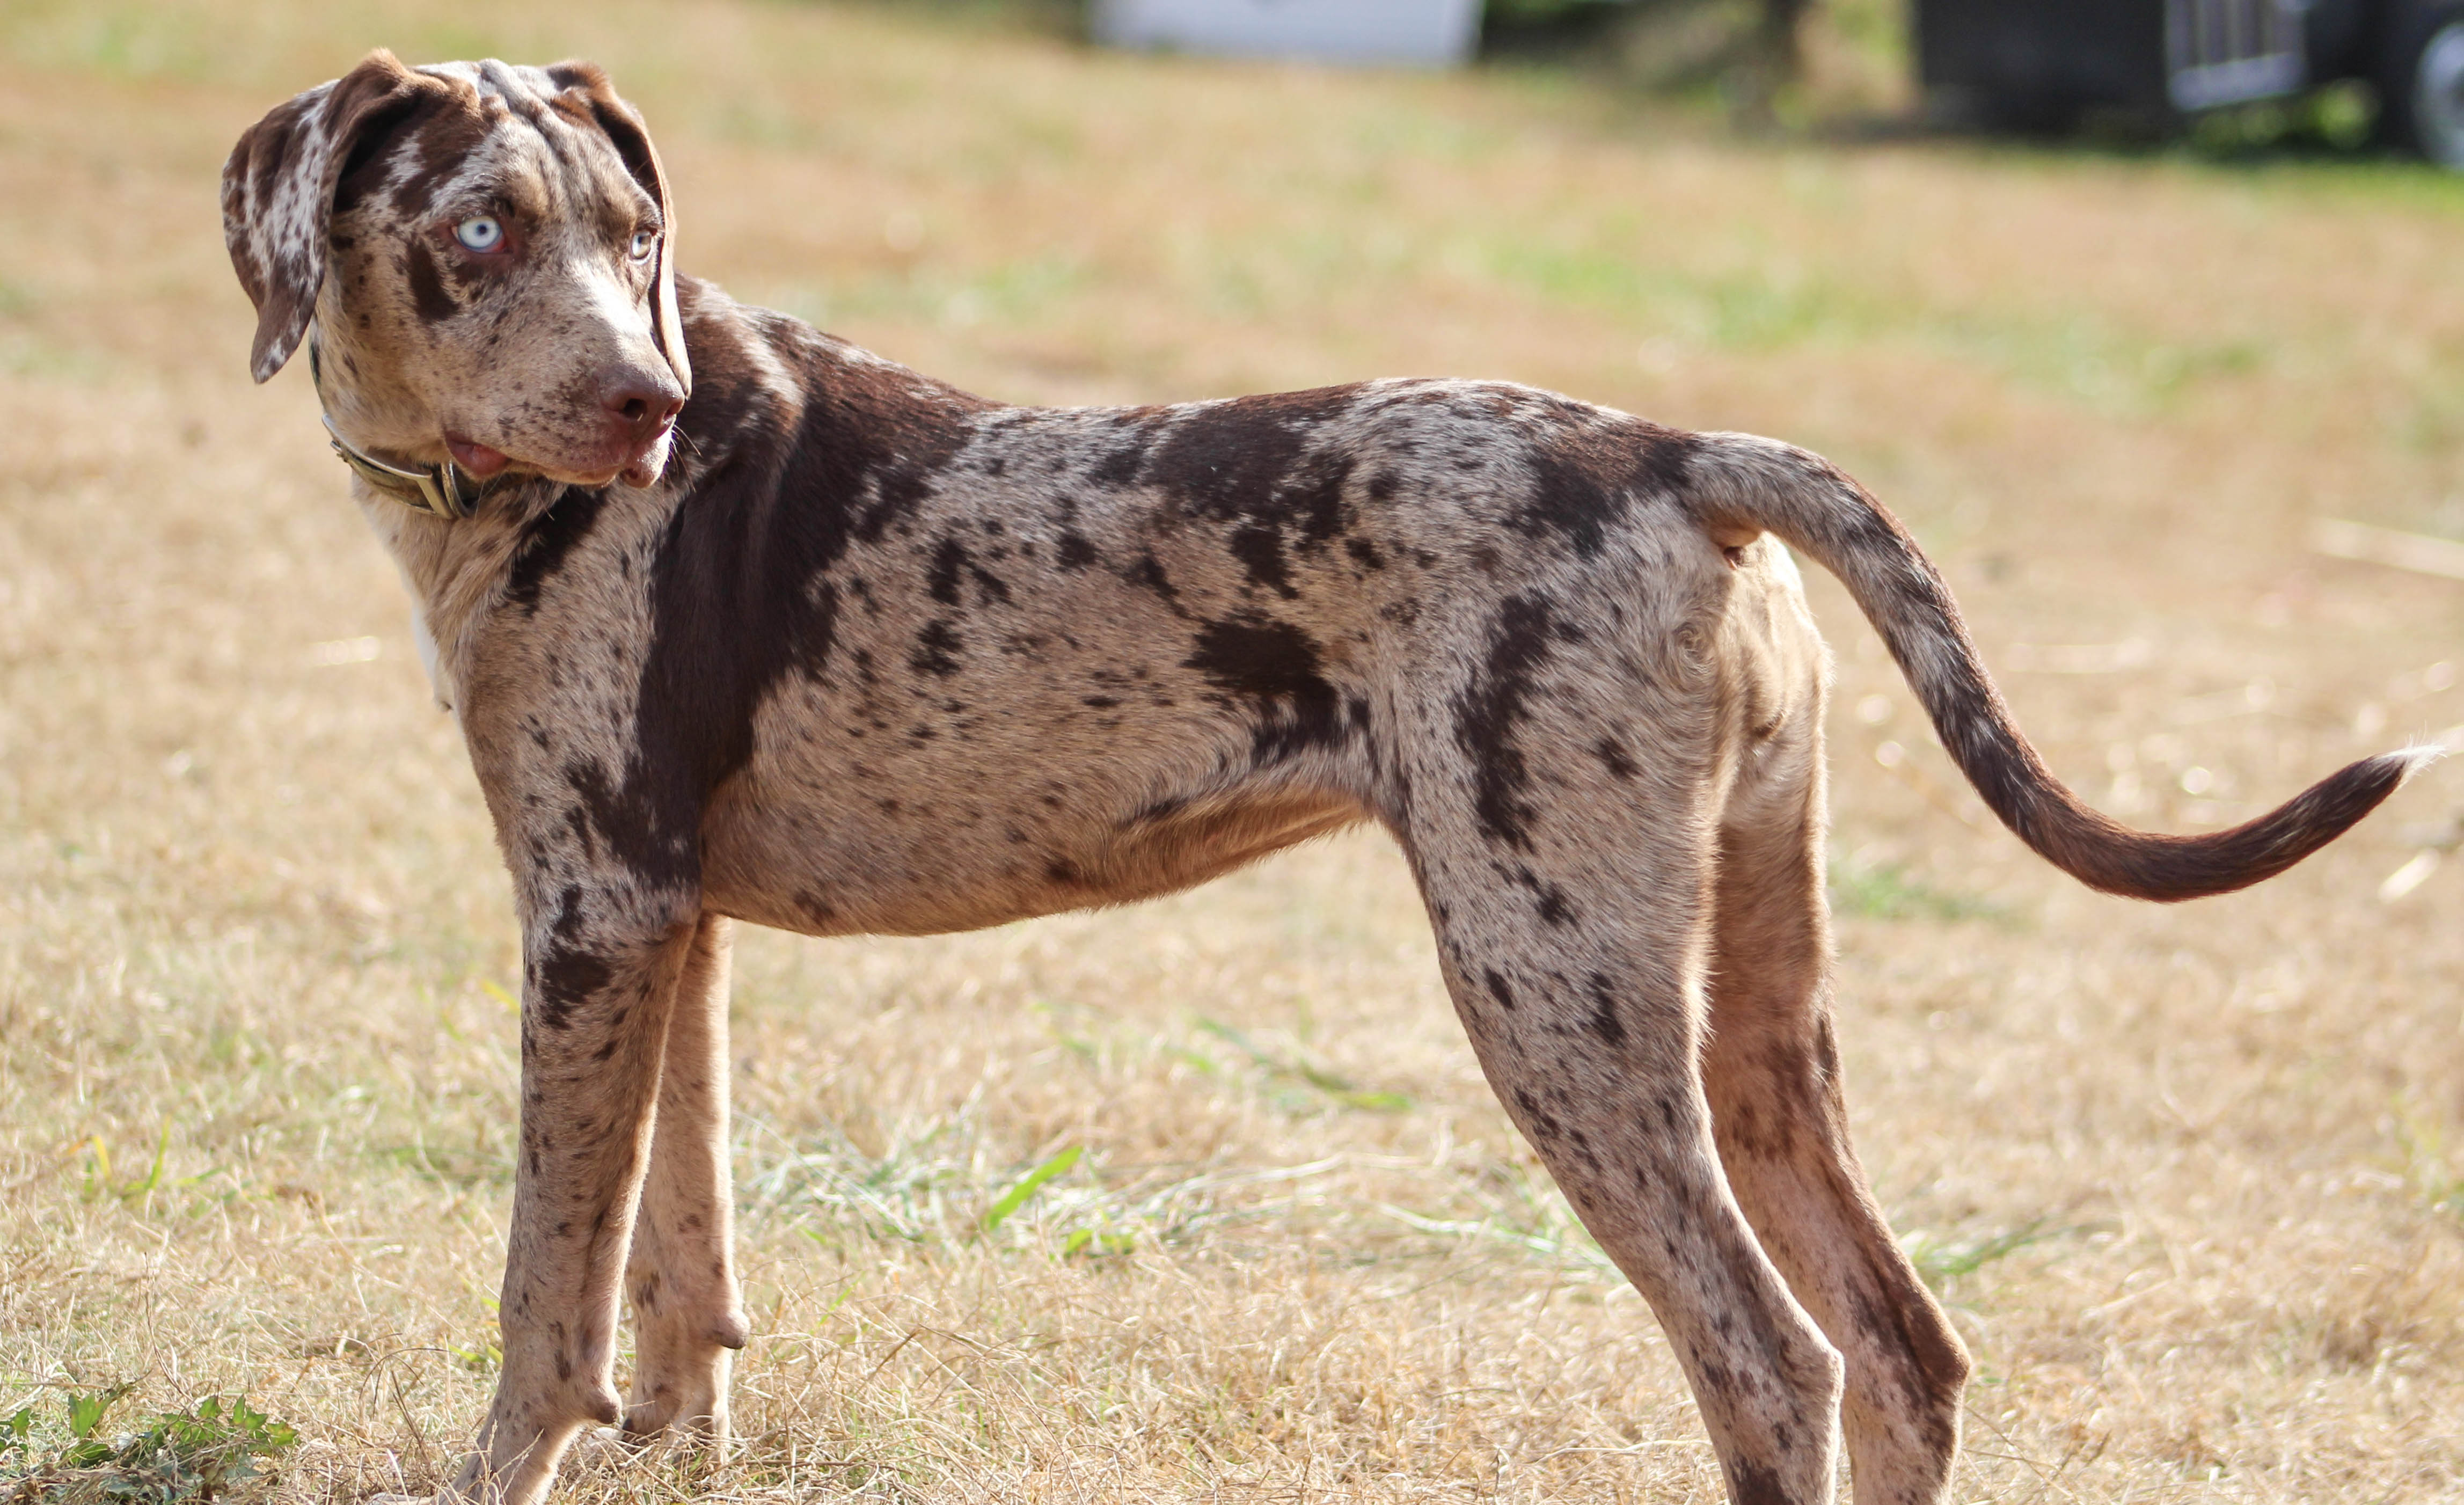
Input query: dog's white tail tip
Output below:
<box><xmin>2386</xmin><ymin>742</ymin><xmax>2453</xmax><ymax>784</ymax></box>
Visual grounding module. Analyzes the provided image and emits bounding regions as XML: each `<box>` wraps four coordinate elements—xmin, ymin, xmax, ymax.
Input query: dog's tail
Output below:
<box><xmin>1682</xmin><ymin>431</ymin><xmax>2434</xmax><ymax>902</ymax></box>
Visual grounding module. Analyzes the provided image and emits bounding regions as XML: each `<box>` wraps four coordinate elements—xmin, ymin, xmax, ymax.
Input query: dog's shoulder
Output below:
<box><xmin>670</xmin><ymin>276</ymin><xmax>996</xmax><ymax>453</ymax></box>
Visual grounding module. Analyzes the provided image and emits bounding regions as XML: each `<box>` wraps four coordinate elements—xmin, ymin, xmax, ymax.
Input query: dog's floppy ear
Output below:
<box><xmin>222</xmin><ymin>50</ymin><xmax>435</xmax><ymax>383</ymax></box>
<box><xmin>550</xmin><ymin>61</ymin><xmax>691</xmax><ymax>398</ymax></box>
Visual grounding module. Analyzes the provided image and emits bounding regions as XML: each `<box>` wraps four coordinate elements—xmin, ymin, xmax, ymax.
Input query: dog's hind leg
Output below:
<box><xmin>1700</xmin><ymin>679</ymin><xmax>1967</xmax><ymax>1505</ymax></box>
<box><xmin>1394</xmin><ymin>680</ymin><xmax>1844</xmax><ymax>1501</ymax></box>
<box><xmin>623</xmin><ymin>913</ymin><xmax>751</xmax><ymax>1445</ymax></box>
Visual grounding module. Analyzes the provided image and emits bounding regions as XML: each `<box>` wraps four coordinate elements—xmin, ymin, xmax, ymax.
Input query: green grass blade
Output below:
<box><xmin>982</xmin><ymin>1145</ymin><xmax>1081</xmax><ymax>1231</ymax></box>
<box><xmin>125</xmin><ymin>1122</ymin><xmax>171</xmax><ymax>1200</ymax></box>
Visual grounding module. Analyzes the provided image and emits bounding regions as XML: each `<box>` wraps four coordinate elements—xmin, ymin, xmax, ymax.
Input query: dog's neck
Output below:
<box><xmin>308</xmin><ymin>314</ymin><xmax>565</xmax><ymax>718</ymax></box>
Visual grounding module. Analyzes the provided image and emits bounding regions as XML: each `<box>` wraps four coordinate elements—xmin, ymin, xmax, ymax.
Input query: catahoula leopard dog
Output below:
<box><xmin>223</xmin><ymin>50</ymin><xmax>2426</xmax><ymax>1505</ymax></box>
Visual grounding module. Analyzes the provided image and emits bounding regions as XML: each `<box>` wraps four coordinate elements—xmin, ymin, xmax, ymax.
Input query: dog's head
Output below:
<box><xmin>223</xmin><ymin>52</ymin><xmax>691</xmax><ymax>490</ymax></box>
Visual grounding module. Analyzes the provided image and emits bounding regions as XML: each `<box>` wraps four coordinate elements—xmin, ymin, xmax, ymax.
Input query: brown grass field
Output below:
<box><xmin>4</xmin><ymin>1</ymin><xmax>2463</xmax><ymax>1499</ymax></box>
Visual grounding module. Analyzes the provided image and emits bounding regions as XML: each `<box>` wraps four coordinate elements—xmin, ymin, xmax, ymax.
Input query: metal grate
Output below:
<box><xmin>2167</xmin><ymin>0</ymin><xmax>2309</xmax><ymax>109</ymax></box>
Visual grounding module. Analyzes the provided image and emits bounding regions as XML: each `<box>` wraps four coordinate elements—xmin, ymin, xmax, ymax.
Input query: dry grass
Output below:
<box><xmin>4</xmin><ymin>1</ymin><xmax>2463</xmax><ymax>1499</ymax></box>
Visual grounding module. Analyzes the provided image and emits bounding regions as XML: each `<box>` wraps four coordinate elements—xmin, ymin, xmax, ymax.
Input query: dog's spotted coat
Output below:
<box><xmin>222</xmin><ymin>52</ymin><xmax>2422</xmax><ymax>1505</ymax></box>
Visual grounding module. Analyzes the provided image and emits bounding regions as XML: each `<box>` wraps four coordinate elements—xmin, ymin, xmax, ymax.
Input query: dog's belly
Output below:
<box><xmin>698</xmin><ymin>772</ymin><xmax>1367</xmax><ymax>937</ymax></box>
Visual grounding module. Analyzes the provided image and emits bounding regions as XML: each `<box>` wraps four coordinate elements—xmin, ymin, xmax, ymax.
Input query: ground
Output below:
<box><xmin>2</xmin><ymin>1</ymin><xmax>2461</xmax><ymax>1500</ymax></box>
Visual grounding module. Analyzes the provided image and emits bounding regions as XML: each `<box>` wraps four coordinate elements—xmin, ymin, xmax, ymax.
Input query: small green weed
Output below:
<box><xmin>1</xmin><ymin>1390</ymin><xmax>298</xmax><ymax>1503</ymax></box>
<box><xmin>1827</xmin><ymin>858</ymin><xmax>2001</xmax><ymax>924</ymax></box>
<box><xmin>1380</xmin><ymin>1148</ymin><xmax>1620</xmax><ymax>1281</ymax></box>
<box><xmin>1378</xmin><ymin>1199</ymin><xmax>1617</xmax><ymax>1279</ymax></box>
<box><xmin>1059</xmin><ymin>1227</ymin><xmax>1137</xmax><ymax>1258</ymax></box>
<box><xmin>1900</xmin><ymin>1219</ymin><xmax>2078</xmax><ymax>1292</ymax></box>
<box><xmin>76</xmin><ymin>1128</ymin><xmax>174</xmax><ymax>1206</ymax></box>
<box><xmin>1194</xmin><ymin>1018</ymin><xmax>1413</xmax><ymax>1113</ymax></box>
<box><xmin>2388</xmin><ymin>1100</ymin><xmax>2464</xmax><ymax>1225</ymax></box>
<box><xmin>748</xmin><ymin>1114</ymin><xmax>1365</xmax><ymax>1259</ymax></box>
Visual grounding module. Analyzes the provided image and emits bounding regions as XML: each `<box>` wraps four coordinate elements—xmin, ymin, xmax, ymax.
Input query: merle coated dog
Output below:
<box><xmin>221</xmin><ymin>50</ymin><xmax>2424</xmax><ymax>1505</ymax></box>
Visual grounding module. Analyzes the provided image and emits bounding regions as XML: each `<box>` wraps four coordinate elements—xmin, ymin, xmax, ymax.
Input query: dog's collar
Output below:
<box><xmin>308</xmin><ymin>338</ymin><xmax>500</xmax><ymax>521</ymax></box>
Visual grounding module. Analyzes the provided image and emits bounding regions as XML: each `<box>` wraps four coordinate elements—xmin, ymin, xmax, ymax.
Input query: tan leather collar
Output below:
<box><xmin>308</xmin><ymin>338</ymin><xmax>500</xmax><ymax>520</ymax></box>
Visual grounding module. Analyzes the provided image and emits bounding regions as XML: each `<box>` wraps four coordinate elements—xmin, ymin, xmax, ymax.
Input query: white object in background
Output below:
<box><xmin>1092</xmin><ymin>0</ymin><xmax>1484</xmax><ymax>68</ymax></box>
<box><xmin>2379</xmin><ymin>849</ymin><xmax>2440</xmax><ymax>903</ymax></box>
<box><xmin>2311</xmin><ymin>517</ymin><xmax>2464</xmax><ymax>583</ymax></box>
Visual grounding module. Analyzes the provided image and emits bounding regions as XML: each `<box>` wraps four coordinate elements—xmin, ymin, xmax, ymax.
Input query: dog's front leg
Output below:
<box><xmin>623</xmin><ymin>913</ymin><xmax>750</xmax><ymax>1444</ymax></box>
<box><xmin>451</xmin><ymin>891</ymin><xmax>700</xmax><ymax>1505</ymax></box>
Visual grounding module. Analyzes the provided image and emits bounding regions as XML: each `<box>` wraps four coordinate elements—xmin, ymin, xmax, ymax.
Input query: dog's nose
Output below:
<box><xmin>602</xmin><ymin>374</ymin><xmax>684</xmax><ymax>448</ymax></box>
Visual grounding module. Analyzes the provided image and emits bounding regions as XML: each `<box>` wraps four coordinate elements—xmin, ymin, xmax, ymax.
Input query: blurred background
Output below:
<box><xmin>2</xmin><ymin>1</ymin><xmax>2461</xmax><ymax>1501</ymax></box>
<box><xmin>1047</xmin><ymin>0</ymin><xmax>2462</xmax><ymax>162</ymax></box>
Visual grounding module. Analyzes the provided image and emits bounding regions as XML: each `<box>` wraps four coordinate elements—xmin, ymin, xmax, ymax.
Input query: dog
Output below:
<box><xmin>221</xmin><ymin>51</ymin><xmax>2425</xmax><ymax>1505</ymax></box>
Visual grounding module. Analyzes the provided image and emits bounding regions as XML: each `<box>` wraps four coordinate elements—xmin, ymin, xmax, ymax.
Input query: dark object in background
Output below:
<box><xmin>1482</xmin><ymin>0</ymin><xmax>1818</xmax><ymax>125</ymax></box>
<box><xmin>1738</xmin><ymin>0</ymin><xmax>1815</xmax><ymax>127</ymax></box>
<box><xmin>1915</xmin><ymin>0</ymin><xmax>2464</xmax><ymax>164</ymax></box>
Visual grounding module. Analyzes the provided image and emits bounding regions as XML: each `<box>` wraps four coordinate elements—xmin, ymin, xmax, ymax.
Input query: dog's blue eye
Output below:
<box><xmin>454</xmin><ymin>216</ymin><xmax>504</xmax><ymax>252</ymax></box>
<box><xmin>629</xmin><ymin>229</ymin><xmax>656</xmax><ymax>260</ymax></box>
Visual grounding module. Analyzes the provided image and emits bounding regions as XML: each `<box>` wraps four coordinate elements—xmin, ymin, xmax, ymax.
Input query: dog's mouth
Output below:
<box><xmin>444</xmin><ymin>425</ymin><xmax>675</xmax><ymax>491</ymax></box>
<box><xmin>445</xmin><ymin>434</ymin><xmax>511</xmax><ymax>478</ymax></box>
<box><xmin>617</xmin><ymin>422</ymin><xmax>676</xmax><ymax>488</ymax></box>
